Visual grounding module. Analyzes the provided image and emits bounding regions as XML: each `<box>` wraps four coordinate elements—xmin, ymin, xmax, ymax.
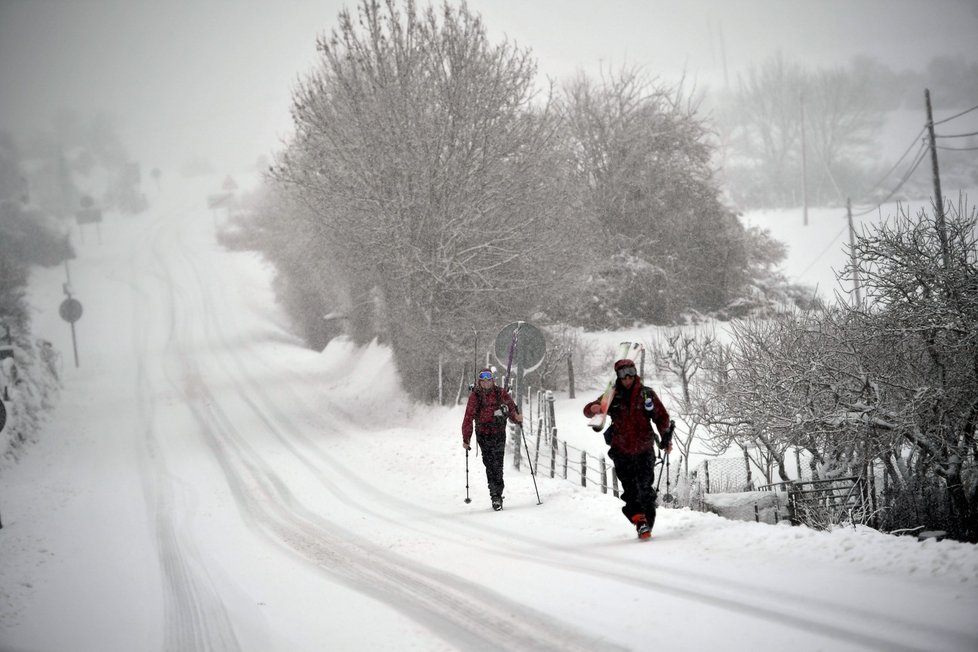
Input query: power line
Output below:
<box><xmin>797</xmin><ymin>148</ymin><xmax>928</xmax><ymax>279</ymax></box>
<box><xmin>852</xmin><ymin>140</ymin><xmax>930</xmax><ymax>217</ymax></box>
<box><xmin>859</xmin><ymin>126</ymin><xmax>926</xmax><ymax>200</ymax></box>
<box><xmin>834</xmin><ymin>100</ymin><xmax>977</xmax><ymax>215</ymax></box>
<box><xmin>802</xmin><ymin>99</ymin><xmax>976</xmax><ymax>248</ymax></box>
<box><xmin>937</xmin><ymin>144</ymin><xmax>978</xmax><ymax>151</ymax></box>
<box><xmin>798</xmin><ymin>227</ymin><xmax>847</xmax><ymax>277</ymax></box>
<box><xmin>933</xmin><ymin>103</ymin><xmax>978</xmax><ymax>126</ymax></box>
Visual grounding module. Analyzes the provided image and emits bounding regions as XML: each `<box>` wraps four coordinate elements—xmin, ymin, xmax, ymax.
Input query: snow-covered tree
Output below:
<box><xmin>844</xmin><ymin>200</ymin><xmax>978</xmax><ymax>541</ymax></box>
<box><xmin>560</xmin><ymin>67</ymin><xmax>757</xmax><ymax>323</ymax></box>
<box><xmin>716</xmin><ymin>53</ymin><xmax>883</xmax><ymax>208</ymax></box>
<box><xmin>274</xmin><ymin>0</ymin><xmax>580</xmax><ymax>400</ymax></box>
<box><xmin>694</xmin><ymin>199</ymin><xmax>977</xmax><ymax>541</ymax></box>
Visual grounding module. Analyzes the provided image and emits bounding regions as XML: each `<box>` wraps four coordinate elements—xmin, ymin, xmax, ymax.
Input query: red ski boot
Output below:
<box><xmin>631</xmin><ymin>514</ymin><xmax>652</xmax><ymax>540</ymax></box>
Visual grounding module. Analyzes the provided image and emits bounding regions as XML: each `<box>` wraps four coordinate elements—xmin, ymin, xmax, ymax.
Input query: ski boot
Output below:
<box><xmin>491</xmin><ymin>495</ymin><xmax>503</xmax><ymax>511</ymax></box>
<box><xmin>631</xmin><ymin>513</ymin><xmax>651</xmax><ymax>540</ymax></box>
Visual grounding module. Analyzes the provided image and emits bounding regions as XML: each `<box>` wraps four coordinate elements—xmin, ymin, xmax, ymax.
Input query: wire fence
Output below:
<box><xmin>511</xmin><ymin>389</ymin><xmax>696</xmax><ymax>500</ymax></box>
<box><xmin>509</xmin><ymin>390</ymin><xmax>821</xmax><ymax>506</ymax></box>
<box><xmin>511</xmin><ymin>390</ymin><xmax>621</xmax><ymax>495</ymax></box>
<box><xmin>510</xmin><ymin>403</ymin><xmax>904</xmax><ymax>531</ymax></box>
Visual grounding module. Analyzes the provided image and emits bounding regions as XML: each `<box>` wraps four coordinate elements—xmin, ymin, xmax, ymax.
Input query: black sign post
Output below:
<box><xmin>59</xmin><ymin>288</ymin><xmax>83</xmax><ymax>368</ymax></box>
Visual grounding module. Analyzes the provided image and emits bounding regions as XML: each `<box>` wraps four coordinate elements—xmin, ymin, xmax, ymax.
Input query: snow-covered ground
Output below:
<box><xmin>1</xmin><ymin>174</ymin><xmax>976</xmax><ymax>651</ymax></box>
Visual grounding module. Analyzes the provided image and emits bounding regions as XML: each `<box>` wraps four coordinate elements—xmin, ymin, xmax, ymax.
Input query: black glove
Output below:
<box><xmin>661</xmin><ymin>420</ymin><xmax>675</xmax><ymax>450</ymax></box>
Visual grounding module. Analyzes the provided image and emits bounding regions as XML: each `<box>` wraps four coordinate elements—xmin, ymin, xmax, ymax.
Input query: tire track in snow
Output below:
<box><xmin>154</xmin><ymin>211</ymin><xmax>621</xmax><ymax>651</ymax></box>
<box><xmin>129</xmin><ymin>211</ymin><xmax>242</xmax><ymax>651</ymax></box>
<box><xmin>174</xmin><ymin>366</ymin><xmax>621</xmax><ymax>652</ymax></box>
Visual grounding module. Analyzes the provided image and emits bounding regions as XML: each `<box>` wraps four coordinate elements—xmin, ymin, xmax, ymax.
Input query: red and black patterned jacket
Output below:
<box><xmin>462</xmin><ymin>385</ymin><xmax>520</xmax><ymax>446</ymax></box>
<box><xmin>584</xmin><ymin>376</ymin><xmax>671</xmax><ymax>455</ymax></box>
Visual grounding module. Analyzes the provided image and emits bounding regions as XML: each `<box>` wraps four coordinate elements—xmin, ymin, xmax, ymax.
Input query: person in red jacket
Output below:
<box><xmin>583</xmin><ymin>358</ymin><xmax>673</xmax><ymax>539</ymax></box>
<box><xmin>462</xmin><ymin>367</ymin><xmax>523</xmax><ymax>510</ymax></box>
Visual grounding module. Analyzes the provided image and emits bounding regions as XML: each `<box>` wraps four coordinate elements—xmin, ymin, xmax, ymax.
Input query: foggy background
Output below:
<box><xmin>2</xmin><ymin>0</ymin><xmax>976</xmax><ymax>176</ymax></box>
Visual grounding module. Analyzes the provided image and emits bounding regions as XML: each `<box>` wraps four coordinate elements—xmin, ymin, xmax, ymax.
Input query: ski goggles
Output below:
<box><xmin>478</xmin><ymin>371</ymin><xmax>494</xmax><ymax>381</ymax></box>
<box><xmin>616</xmin><ymin>366</ymin><xmax>637</xmax><ymax>379</ymax></box>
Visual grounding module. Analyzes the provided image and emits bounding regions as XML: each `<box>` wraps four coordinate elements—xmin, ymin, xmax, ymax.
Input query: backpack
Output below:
<box><xmin>604</xmin><ymin>385</ymin><xmax>658</xmax><ymax>446</ymax></box>
<box><xmin>474</xmin><ymin>386</ymin><xmax>508</xmax><ymax>430</ymax></box>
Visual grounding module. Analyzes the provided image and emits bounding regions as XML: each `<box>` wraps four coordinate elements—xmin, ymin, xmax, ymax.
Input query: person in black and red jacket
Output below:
<box><xmin>583</xmin><ymin>358</ymin><xmax>673</xmax><ymax>539</ymax></box>
<box><xmin>462</xmin><ymin>367</ymin><xmax>523</xmax><ymax>511</ymax></box>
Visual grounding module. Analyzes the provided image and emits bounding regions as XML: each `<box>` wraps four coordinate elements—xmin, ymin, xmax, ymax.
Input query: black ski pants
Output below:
<box><xmin>476</xmin><ymin>429</ymin><xmax>506</xmax><ymax>500</ymax></box>
<box><xmin>609</xmin><ymin>448</ymin><xmax>658</xmax><ymax>528</ymax></box>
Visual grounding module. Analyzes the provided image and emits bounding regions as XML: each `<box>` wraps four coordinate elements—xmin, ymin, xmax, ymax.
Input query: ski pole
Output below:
<box><xmin>518</xmin><ymin>423</ymin><xmax>543</xmax><ymax>505</ymax></box>
<box><xmin>656</xmin><ymin>452</ymin><xmax>666</xmax><ymax>493</ymax></box>
<box><xmin>464</xmin><ymin>449</ymin><xmax>472</xmax><ymax>504</ymax></box>
<box><xmin>664</xmin><ymin>452</ymin><xmax>674</xmax><ymax>503</ymax></box>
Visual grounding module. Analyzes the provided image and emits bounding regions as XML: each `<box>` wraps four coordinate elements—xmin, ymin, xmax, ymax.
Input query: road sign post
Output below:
<box><xmin>59</xmin><ymin>293</ymin><xmax>83</xmax><ymax>368</ymax></box>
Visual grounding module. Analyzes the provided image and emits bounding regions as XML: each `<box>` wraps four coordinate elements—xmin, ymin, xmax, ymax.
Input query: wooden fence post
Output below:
<box><xmin>786</xmin><ymin>482</ymin><xmax>799</xmax><ymax>525</ymax></box>
<box><xmin>534</xmin><ymin>427</ymin><xmax>542</xmax><ymax>470</ymax></box>
<box><xmin>546</xmin><ymin>391</ymin><xmax>556</xmax><ymax>441</ymax></box>
<box><xmin>581</xmin><ymin>450</ymin><xmax>587</xmax><ymax>487</ymax></box>
<box><xmin>550</xmin><ymin>430</ymin><xmax>558</xmax><ymax>478</ymax></box>
<box><xmin>562</xmin><ymin>442</ymin><xmax>568</xmax><ymax>479</ymax></box>
<box><xmin>600</xmin><ymin>457</ymin><xmax>607</xmax><ymax>494</ymax></box>
<box><xmin>704</xmin><ymin>460</ymin><xmax>711</xmax><ymax>494</ymax></box>
<box><xmin>513</xmin><ymin>426</ymin><xmax>521</xmax><ymax>471</ymax></box>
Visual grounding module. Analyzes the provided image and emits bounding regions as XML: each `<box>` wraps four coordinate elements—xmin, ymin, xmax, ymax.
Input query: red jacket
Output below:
<box><xmin>462</xmin><ymin>385</ymin><xmax>520</xmax><ymax>446</ymax></box>
<box><xmin>584</xmin><ymin>377</ymin><xmax>670</xmax><ymax>454</ymax></box>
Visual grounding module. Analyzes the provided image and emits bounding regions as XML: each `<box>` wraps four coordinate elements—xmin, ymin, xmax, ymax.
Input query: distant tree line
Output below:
<box><xmin>0</xmin><ymin>135</ymin><xmax>73</xmax><ymax>334</ymax></box>
<box><xmin>0</xmin><ymin>110</ymin><xmax>152</xmax><ymax>377</ymax></box>
<box><xmin>0</xmin><ymin>135</ymin><xmax>73</xmax><ymax>459</ymax></box>
<box><xmin>241</xmin><ymin>0</ymin><xmax>795</xmax><ymax>401</ymax></box>
<box><xmin>2</xmin><ymin>111</ymin><xmax>146</xmax><ymax>219</ymax></box>
<box><xmin>707</xmin><ymin>52</ymin><xmax>978</xmax><ymax>209</ymax></box>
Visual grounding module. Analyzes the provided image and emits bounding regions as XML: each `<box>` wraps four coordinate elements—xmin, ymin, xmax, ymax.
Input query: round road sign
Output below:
<box><xmin>493</xmin><ymin>321</ymin><xmax>546</xmax><ymax>374</ymax></box>
<box><xmin>59</xmin><ymin>298</ymin><xmax>83</xmax><ymax>323</ymax></box>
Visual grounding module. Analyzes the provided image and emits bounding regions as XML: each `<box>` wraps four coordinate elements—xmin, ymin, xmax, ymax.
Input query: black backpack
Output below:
<box><xmin>474</xmin><ymin>386</ymin><xmax>508</xmax><ymax>429</ymax></box>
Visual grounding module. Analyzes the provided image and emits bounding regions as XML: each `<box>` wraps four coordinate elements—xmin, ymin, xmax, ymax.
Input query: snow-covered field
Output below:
<box><xmin>0</xmin><ymin>174</ymin><xmax>976</xmax><ymax>651</ymax></box>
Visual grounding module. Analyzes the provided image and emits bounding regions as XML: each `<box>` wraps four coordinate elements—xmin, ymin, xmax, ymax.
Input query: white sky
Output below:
<box><xmin>2</xmin><ymin>0</ymin><xmax>977</xmax><ymax>174</ymax></box>
<box><xmin>1</xmin><ymin>170</ymin><xmax>977</xmax><ymax>650</ymax></box>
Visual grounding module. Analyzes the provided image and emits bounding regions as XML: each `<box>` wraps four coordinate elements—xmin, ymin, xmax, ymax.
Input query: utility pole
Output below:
<box><xmin>924</xmin><ymin>89</ymin><xmax>949</xmax><ymax>269</ymax></box>
<box><xmin>58</xmin><ymin>147</ymin><xmax>72</xmax><ymax>218</ymax></box>
<box><xmin>800</xmin><ymin>92</ymin><xmax>809</xmax><ymax>227</ymax></box>
<box><xmin>846</xmin><ymin>198</ymin><xmax>862</xmax><ymax>307</ymax></box>
<box><xmin>63</xmin><ymin>233</ymin><xmax>72</xmax><ymax>285</ymax></box>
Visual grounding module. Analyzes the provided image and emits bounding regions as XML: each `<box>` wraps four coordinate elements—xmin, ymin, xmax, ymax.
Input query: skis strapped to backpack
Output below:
<box><xmin>587</xmin><ymin>341</ymin><xmax>644</xmax><ymax>432</ymax></box>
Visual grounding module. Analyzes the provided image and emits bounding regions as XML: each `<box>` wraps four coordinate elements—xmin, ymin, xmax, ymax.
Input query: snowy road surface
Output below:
<box><xmin>1</xmin><ymin>179</ymin><xmax>976</xmax><ymax>651</ymax></box>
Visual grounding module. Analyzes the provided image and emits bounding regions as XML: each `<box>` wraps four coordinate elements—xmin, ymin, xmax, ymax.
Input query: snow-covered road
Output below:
<box><xmin>2</xmin><ymin>179</ymin><xmax>976</xmax><ymax>651</ymax></box>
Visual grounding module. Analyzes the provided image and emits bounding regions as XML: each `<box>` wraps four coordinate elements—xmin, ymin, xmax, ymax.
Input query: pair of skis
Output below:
<box><xmin>587</xmin><ymin>341</ymin><xmax>644</xmax><ymax>431</ymax></box>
